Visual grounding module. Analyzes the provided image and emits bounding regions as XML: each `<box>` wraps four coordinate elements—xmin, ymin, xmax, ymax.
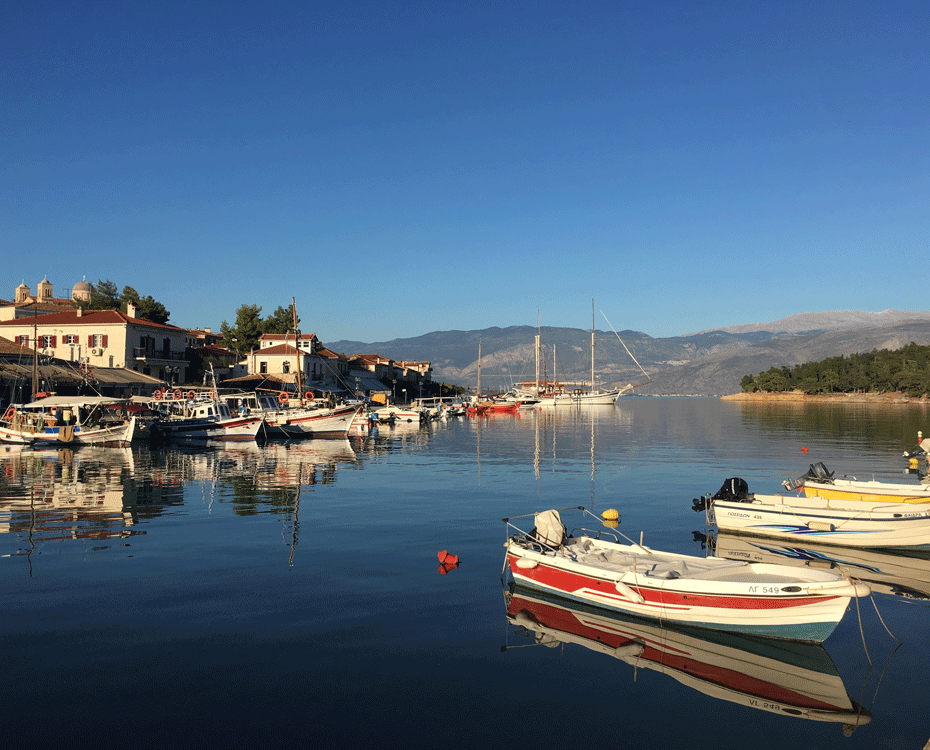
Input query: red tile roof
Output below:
<box><xmin>0</xmin><ymin>309</ymin><xmax>186</xmax><ymax>332</ymax></box>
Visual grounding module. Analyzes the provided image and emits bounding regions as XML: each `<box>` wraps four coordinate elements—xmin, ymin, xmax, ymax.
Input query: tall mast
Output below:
<box><xmin>477</xmin><ymin>341</ymin><xmax>481</xmax><ymax>398</ymax></box>
<box><xmin>591</xmin><ymin>299</ymin><xmax>596</xmax><ymax>391</ymax></box>
<box><xmin>535</xmin><ymin>310</ymin><xmax>540</xmax><ymax>395</ymax></box>
<box><xmin>291</xmin><ymin>297</ymin><xmax>303</xmax><ymax>402</ymax></box>
<box><xmin>32</xmin><ymin>308</ymin><xmax>38</xmax><ymax>397</ymax></box>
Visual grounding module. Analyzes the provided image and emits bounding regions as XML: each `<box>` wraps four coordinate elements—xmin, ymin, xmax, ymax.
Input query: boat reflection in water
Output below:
<box><xmin>503</xmin><ymin>585</ymin><xmax>871</xmax><ymax>730</ymax></box>
<box><xmin>706</xmin><ymin>531</ymin><xmax>930</xmax><ymax>602</ymax></box>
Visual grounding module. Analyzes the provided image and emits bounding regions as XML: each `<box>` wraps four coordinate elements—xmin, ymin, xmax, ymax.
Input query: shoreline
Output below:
<box><xmin>720</xmin><ymin>391</ymin><xmax>930</xmax><ymax>404</ymax></box>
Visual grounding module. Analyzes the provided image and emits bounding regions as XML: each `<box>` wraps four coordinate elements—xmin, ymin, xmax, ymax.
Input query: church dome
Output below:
<box><xmin>72</xmin><ymin>278</ymin><xmax>92</xmax><ymax>302</ymax></box>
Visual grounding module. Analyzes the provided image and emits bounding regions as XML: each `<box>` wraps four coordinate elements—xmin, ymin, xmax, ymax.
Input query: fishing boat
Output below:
<box><xmin>784</xmin><ymin>462</ymin><xmax>930</xmax><ymax>504</ymax></box>
<box><xmin>0</xmin><ymin>396</ymin><xmax>136</xmax><ymax>447</ymax></box>
<box><xmin>503</xmin><ymin>507</ymin><xmax>870</xmax><ymax>643</ymax></box>
<box><xmin>694</xmin><ymin>481</ymin><xmax>930</xmax><ymax>550</ymax></box>
<box><xmin>150</xmin><ymin>390</ymin><xmax>262</xmax><ymax>442</ymax></box>
<box><xmin>504</xmin><ymin>585</ymin><xmax>871</xmax><ymax>727</ymax></box>
<box><xmin>706</xmin><ymin>531</ymin><xmax>930</xmax><ymax>601</ymax></box>
<box><xmin>220</xmin><ymin>391</ymin><xmax>361</xmax><ymax>438</ymax></box>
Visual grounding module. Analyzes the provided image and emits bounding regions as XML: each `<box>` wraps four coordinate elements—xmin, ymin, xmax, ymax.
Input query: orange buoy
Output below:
<box><xmin>152</xmin><ymin>389</ymin><xmax>163</xmax><ymax>401</ymax></box>
<box><xmin>3</xmin><ymin>407</ymin><xmax>14</xmax><ymax>421</ymax></box>
<box><xmin>802</xmin><ymin>446</ymin><xmax>809</xmax><ymax>453</ymax></box>
<box><xmin>187</xmin><ymin>390</ymin><xmax>196</xmax><ymax>400</ymax></box>
<box><xmin>437</xmin><ymin>550</ymin><xmax>459</xmax><ymax>565</ymax></box>
<box><xmin>173</xmin><ymin>389</ymin><xmax>182</xmax><ymax>400</ymax></box>
<box><xmin>278</xmin><ymin>392</ymin><xmax>289</xmax><ymax>404</ymax></box>
<box><xmin>305</xmin><ymin>391</ymin><xmax>314</xmax><ymax>401</ymax></box>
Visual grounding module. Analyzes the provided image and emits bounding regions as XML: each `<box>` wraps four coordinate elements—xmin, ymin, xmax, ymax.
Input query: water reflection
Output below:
<box><xmin>503</xmin><ymin>584</ymin><xmax>871</xmax><ymax>730</ymax></box>
<box><xmin>706</xmin><ymin>531</ymin><xmax>930</xmax><ymax>602</ymax></box>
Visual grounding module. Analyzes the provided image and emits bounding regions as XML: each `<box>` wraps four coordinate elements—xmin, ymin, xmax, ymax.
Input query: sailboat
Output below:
<box><xmin>537</xmin><ymin>301</ymin><xmax>649</xmax><ymax>406</ymax></box>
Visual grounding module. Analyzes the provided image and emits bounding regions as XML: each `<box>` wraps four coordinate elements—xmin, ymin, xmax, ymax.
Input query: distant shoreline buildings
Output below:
<box><xmin>0</xmin><ymin>277</ymin><xmax>433</xmax><ymax>404</ymax></box>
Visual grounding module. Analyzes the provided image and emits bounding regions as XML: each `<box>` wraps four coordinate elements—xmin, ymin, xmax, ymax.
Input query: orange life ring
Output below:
<box><xmin>153</xmin><ymin>389</ymin><xmax>163</xmax><ymax>401</ymax></box>
<box><xmin>3</xmin><ymin>407</ymin><xmax>14</xmax><ymax>421</ymax></box>
<box><xmin>209</xmin><ymin>389</ymin><xmax>216</xmax><ymax>399</ymax></box>
<box><xmin>187</xmin><ymin>390</ymin><xmax>196</xmax><ymax>400</ymax></box>
<box><xmin>173</xmin><ymin>389</ymin><xmax>182</xmax><ymax>400</ymax></box>
<box><xmin>305</xmin><ymin>391</ymin><xmax>314</xmax><ymax>401</ymax></box>
<box><xmin>278</xmin><ymin>392</ymin><xmax>289</xmax><ymax>404</ymax></box>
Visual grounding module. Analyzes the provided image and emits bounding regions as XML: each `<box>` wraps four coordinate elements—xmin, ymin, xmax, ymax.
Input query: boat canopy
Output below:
<box><xmin>21</xmin><ymin>395</ymin><xmax>130</xmax><ymax>409</ymax></box>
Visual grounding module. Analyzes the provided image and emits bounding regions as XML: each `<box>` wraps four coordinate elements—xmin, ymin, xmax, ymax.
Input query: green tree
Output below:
<box><xmin>262</xmin><ymin>305</ymin><xmax>298</xmax><ymax>336</ymax></box>
<box><xmin>222</xmin><ymin>304</ymin><xmax>263</xmax><ymax>354</ymax></box>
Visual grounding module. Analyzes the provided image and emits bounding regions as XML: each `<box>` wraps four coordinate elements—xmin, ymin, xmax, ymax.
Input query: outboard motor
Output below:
<box><xmin>784</xmin><ymin>462</ymin><xmax>834</xmax><ymax>491</ymax></box>
<box><xmin>692</xmin><ymin>477</ymin><xmax>750</xmax><ymax>512</ymax></box>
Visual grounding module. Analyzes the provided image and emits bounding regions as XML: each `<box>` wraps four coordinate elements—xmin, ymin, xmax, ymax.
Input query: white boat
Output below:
<box><xmin>220</xmin><ymin>391</ymin><xmax>361</xmax><ymax>438</ymax></box>
<box><xmin>699</xmin><ymin>488</ymin><xmax>930</xmax><ymax>550</ymax></box>
<box><xmin>151</xmin><ymin>391</ymin><xmax>262</xmax><ymax>442</ymax></box>
<box><xmin>505</xmin><ymin>586</ymin><xmax>871</xmax><ymax>727</ymax></box>
<box><xmin>533</xmin><ymin>302</ymin><xmax>648</xmax><ymax>406</ymax></box>
<box><xmin>1</xmin><ymin>396</ymin><xmax>136</xmax><ymax>447</ymax></box>
<box><xmin>785</xmin><ymin>462</ymin><xmax>930</xmax><ymax>504</ymax></box>
<box><xmin>503</xmin><ymin>507</ymin><xmax>870</xmax><ymax>643</ymax></box>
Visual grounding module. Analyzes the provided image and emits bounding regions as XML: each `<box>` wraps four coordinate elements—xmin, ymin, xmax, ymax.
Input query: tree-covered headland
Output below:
<box><xmin>740</xmin><ymin>342</ymin><xmax>930</xmax><ymax>397</ymax></box>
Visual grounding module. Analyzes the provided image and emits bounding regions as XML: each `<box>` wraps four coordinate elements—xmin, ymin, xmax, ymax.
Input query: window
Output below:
<box><xmin>282</xmin><ymin>360</ymin><xmax>290</xmax><ymax>373</ymax></box>
<box><xmin>16</xmin><ymin>335</ymin><xmax>29</xmax><ymax>347</ymax></box>
<box><xmin>64</xmin><ymin>334</ymin><xmax>78</xmax><ymax>345</ymax></box>
<box><xmin>259</xmin><ymin>361</ymin><xmax>268</xmax><ymax>374</ymax></box>
<box><xmin>42</xmin><ymin>335</ymin><xmax>55</xmax><ymax>348</ymax></box>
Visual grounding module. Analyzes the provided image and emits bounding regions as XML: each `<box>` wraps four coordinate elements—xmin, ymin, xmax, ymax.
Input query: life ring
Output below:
<box><xmin>3</xmin><ymin>407</ymin><xmax>14</xmax><ymax>422</ymax></box>
<box><xmin>188</xmin><ymin>390</ymin><xmax>196</xmax><ymax>401</ymax></box>
<box><xmin>173</xmin><ymin>389</ymin><xmax>182</xmax><ymax>400</ymax></box>
<box><xmin>153</xmin><ymin>389</ymin><xmax>163</xmax><ymax>401</ymax></box>
<box><xmin>305</xmin><ymin>391</ymin><xmax>314</xmax><ymax>401</ymax></box>
<box><xmin>278</xmin><ymin>392</ymin><xmax>289</xmax><ymax>404</ymax></box>
<box><xmin>208</xmin><ymin>389</ymin><xmax>216</xmax><ymax>400</ymax></box>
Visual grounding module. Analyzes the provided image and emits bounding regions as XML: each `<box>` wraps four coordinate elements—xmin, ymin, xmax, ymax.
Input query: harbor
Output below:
<box><xmin>2</xmin><ymin>398</ymin><xmax>927</xmax><ymax>749</ymax></box>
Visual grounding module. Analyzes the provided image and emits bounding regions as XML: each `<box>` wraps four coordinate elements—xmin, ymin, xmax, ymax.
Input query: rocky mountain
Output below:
<box><xmin>327</xmin><ymin>310</ymin><xmax>930</xmax><ymax>397</ymax></box>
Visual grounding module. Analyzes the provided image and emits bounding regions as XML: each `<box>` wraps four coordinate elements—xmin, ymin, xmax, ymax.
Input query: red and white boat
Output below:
<box><xmin>151</xmin><ymin>390</ymin><xmax>262</xmax><ymax>442</ymax></box>
<box><xmin>219</xmin><ymin>392</ymin><xmax>361</xmax><ymax>438</ymax></box>
<box><xmin>504</xmin><ymin>586</ymin><xmax>871</xmax><ymax>726</ymax></box>
<box><xmin>503</xmin><ymin>507</ymin><xmax>870</xmax><ymax>643</ymax></box>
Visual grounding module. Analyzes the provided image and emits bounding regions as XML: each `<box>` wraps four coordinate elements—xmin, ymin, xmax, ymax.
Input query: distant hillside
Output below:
<box><xmin>327</xmin><ymin>311</ymin><xmax>930</xmax><ymax>397</ymax></box>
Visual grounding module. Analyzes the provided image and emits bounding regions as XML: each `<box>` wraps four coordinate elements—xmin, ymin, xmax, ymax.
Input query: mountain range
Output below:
<box><xmin>327</xmin><ymin>310</ymin><xmax>930</xmax><ymax>396</ymax></box>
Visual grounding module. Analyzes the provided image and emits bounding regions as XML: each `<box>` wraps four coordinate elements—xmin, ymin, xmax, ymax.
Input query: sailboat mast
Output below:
<box><xmin>535</xmin><ymin>310</ymin><xmax>540</xmax><ymax>395</ymax></box>
<box><xmin>591</xmin><ymin>299</ymin><xmax>596</xmax><ymax>391</ymax></box>
<box><xmin>32</xmin><ymin>308</ymin><xmax>38</xmax><ymax>397</ymax></box>
<box><xmin>477</xmin><ymin>341</ymin><xmax>482</xmax><ymax>399</ymax></box>
<box><xmin>291</xmin><ymin>297</ymin><xmax>303</xmax><ymax>402</ymax></box>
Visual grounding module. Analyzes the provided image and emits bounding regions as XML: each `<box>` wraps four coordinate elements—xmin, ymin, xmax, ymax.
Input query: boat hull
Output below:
<box><xmin>712</xmin><ymin>494</ymin><xmax>930</xmax><ymax>549</ymax></box>
<box><xmin>0</xmin><ymin>418</ymin><xmax>135</xmax><ymax>447</ymax></box>
<box><xmin>505</xmin><ymin>540</ymin><xmax>866</xmax><ymax>643</ymax></box>
<box><xmin>154</xmin><ymin>416</ymin><xmax>262</xmax><ymax>442</ymax></box>
<box><xmin>802</xmin><ymin>478</ymin><xmax>930</xmax><ymax>504</ymax></box>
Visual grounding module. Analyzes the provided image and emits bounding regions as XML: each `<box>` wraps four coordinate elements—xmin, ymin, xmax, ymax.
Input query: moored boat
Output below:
<box><xmin>220</xmin><ymin>391</ymin><xmax>360</xmax><ymax>438</ymax></box>
<box><xmin>0</xmin><ymin>396</ymin><xmax>136</xmax><ymax>447</ymax></box>
<box><xmin>785</xmin><ymin>462</ymin><xmax>930</xmax><ymax>504</ymax></box>
<box><xmin>503</xmin><ymin>507</ymin><xmax>870</xmax><ymax>643</ymax></box>
<box><xmin>151</xmin><ymin>391</ymin><xmax>262</xmax><ymax>442</ymax></box>
<box><xmin>695</xmin><ymin>485</ymin><xmax>930</xmax><ymax>550</ymax></box>
<box><xmin>504</xmin><ymin>585</ymin><xmax>871</xmax><ymax>726</ymax></box>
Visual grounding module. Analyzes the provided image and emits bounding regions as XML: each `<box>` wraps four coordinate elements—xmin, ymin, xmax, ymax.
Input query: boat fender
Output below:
<box><xmin>515</xmin><ymin>558</ymin><xmax>538</xmax><ymax>569</ymax></box>
<box><xmin>2</xmin><ymin>407</ymin><xmax>13</xmax><ymax>422</ymax></box>
<box><xmin>602</xmin><ymin>508</ymin><xmax>619</xmax><ymax>521</ymax></box>
<box><xmin>614</xmin><ymin>581</ymin><xmax>645</xmax><ymax>603</ymax></box>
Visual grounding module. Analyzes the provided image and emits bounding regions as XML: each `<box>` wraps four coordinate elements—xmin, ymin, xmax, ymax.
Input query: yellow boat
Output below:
<box><xmin>785</xmin><ymin>462</ymin><xmax>930</xmax><ymax>504</ymax></box>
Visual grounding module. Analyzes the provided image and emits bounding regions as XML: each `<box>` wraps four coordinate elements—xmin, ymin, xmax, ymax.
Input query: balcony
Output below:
<box><xmin>133</xmin><ymin>348</ymin><xmax>187</xmax><ymax>363</ymax></box>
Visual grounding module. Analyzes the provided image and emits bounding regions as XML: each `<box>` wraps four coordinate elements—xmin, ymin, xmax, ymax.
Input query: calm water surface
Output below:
<box><xmin>1</xmin><ymin>398</ymin><xmax>928</xmax><ymax>749</ymax></box>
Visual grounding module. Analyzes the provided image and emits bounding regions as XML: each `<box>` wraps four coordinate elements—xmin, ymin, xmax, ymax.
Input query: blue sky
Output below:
<box><xmin>4</xmin><ymin>1</ymin><xmax>928</xmax><ymax>341</ymax></box>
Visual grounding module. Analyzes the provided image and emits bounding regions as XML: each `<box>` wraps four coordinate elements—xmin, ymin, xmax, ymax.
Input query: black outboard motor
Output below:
<box><xmin>692</xmin><ymin>477</ymin><xmax>750</xmax><ymax>512</ymax></box>
<box><xmin>784</xmin><ymin>462</ymin><xmax>834</xmax><ymax>491</ymax></box>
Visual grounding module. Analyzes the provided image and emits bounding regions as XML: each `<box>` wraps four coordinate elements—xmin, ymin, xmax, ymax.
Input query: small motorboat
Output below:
<box><xmin>694</xmin><ymin>476</ymin><xmax>930</xmax><ymax>550</ymax></box>
<box><xmin>784</xmin><ymin>462</ymin><xmax>930</xmax><ymax>504</ymax></box>
<box><xmin>503</xmin><ymin>507</ymin><xmax>870</xmax><ymax>643</ymax></box>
